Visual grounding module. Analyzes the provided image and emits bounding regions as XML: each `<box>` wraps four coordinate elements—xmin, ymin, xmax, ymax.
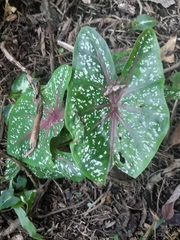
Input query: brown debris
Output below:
<box><xmin>169</xmin><ymin>122</ymin><xmax>180</xmax><ymax>146</ymax></box>
<box><xmin>162</xmin><ymin>184</ymin><xmax>180</xmax><ymax>220</ymax></box>
<box><xmin>160</xmin><ymin>35</ymin><xmax>177</xmax><ymax>63</ymax></box>
<box><xmin>142</xmin><ymin>0</ymin><xmax>175</xmax><ymax>8</ymax></box>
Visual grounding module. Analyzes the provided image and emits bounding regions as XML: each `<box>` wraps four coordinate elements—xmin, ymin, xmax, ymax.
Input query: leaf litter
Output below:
<box><xmin>162</xmin><ymin>184</ymin><xmax>180</xmax><ymax>220</ymax></box>
<box><xmin>0</xmin><ymin>0</ymin><xmax>180</xmax><ymax>239</ymax></box>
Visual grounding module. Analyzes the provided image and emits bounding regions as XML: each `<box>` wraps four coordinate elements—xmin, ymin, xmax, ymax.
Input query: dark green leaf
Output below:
<box><xmin>2</xmin><ymin>104</ymin><xmax>13</xmax><ymax>124</ymax></box>
<box><xmin>14</xmin><ymin>207</ymin><xmax>43</xmax><ymax>239</ymax></box>
<box><xmin>170</xmin><ymin>72</ymin><xmax>180</xmax><ymax>89</ymax></box>
<box><xmin>50</xmin><ymin>127</ymin><xmax>72</xmax><ymax>149</ymax></box>
<box><xmin>13</xmin><ymin>175</ymin><xmax>27</xmax><ymax>190</ymax></box>
<box><xmin>0</xmin><ymin>189</ymin><xmax>20</xmax><ymax>209</ymax></box>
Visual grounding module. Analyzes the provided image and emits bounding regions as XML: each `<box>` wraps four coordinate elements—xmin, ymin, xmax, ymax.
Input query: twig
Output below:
<box><xmin>41</xmin><ymin>0</ymin><xmax>55</xmax><ymax>74</ymax></box>
<box><xmin>84</xmin><ymin>181</ymin><xmax>112</xmax><ymax>216</ymax></box>
<box><xmin>0</xmin><ymin>218</ymin><xmax>20</xmax><ymax>237</ymax></box>
<box><xmin>1</xmin><ymin>42</ymin><xmax>29</xmax><ymax>74</ymax></box>
<box><xmin>31</xmin><ymin>179</ymin><xmax>51</xmax><ymax>214</ymax></box>
<box><xmin>0</xmin><ymin>151</ymin><xmax>38</xmax><ymax>189</ymax></box>
<box><xmin>142</xmin><ymin>209</ymin><xmax>160</xmax><ymax>240</ymax></box>
<box><xmin>0</xmin><ymin>96</ymin><xmax>5</xmax><ymax>143</ymax></box>
<box><xmin>170</xmin><ymin>100</ymin><xmax>178</xmax><ymax>125</ymax></box>
<box><xmin>38</xmin><ymin>198</ymin><xmax>88</xmax><ymax>218</ymax></box>
<box><xmin>23</xmin><ymin>81</ymin><xmax>43</xmax><ymax>158</ymax></box>
<box><xmin>52</xmin><ymin>179</ymin><xmax>67</xmax><ymax>205</ymax></box>
<box><xmin>164</xmin><ymin>61</ymin><xmax>180</xmax><ymax>73</ymax></box>
<box><xmin>57</xmin><ymin>40</ymin><xmax>74</xmax><ymax>52</ymax></box>
<box><xmin>137</xmin><ymin>0</ymin><xmax>143</xmax><ymax>15</ymax></box>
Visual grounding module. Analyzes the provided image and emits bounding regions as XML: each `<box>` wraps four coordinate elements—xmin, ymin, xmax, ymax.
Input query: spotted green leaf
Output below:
<box><xmin>65</xmin><ymin>27</ymin><xmax>169</xmax><ymax>184</ymax></box>
<box><xmin>164</xmin><ymin>85</ymin><xmax>180</xmax><ymax>101</ymax></box>
<box><xmin>7</xmin><ymin>65</ymin><xmax>72</xmax><ymax>168</ymax></box>
<box><xmin>27</xmin><ymin>150</ymin><xmax>85</xmax><ymax>182</ymax></box>
<box><xmin>4</xmin><ymin>159</ymin><xmax>20</xmax><ymax>180</ymax></box>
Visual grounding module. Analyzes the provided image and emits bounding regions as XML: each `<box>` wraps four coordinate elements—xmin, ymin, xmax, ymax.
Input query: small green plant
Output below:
<box><xmin>130</xmin><ymin>14</ymin><xmax>157</xmax><ymax>33</ymax></box>
<box><xmin>6</xmin><ymin>27</ymin><xmax>169</xmax><ymax>185</ymax></box>
<box><xmin>0</xmin><ymin>173</ymin><xmax>42</xmax><ymax>239</ymax></box>
<box><xmin>2</xmin><ymin>26</ymin><xmax>172</xmax><ymax>239</ymax></box>
<box><xmin>113</xmin><ymin>234</ymin><xmax>119</xmax><ymax>240</ymax></box>
<box><xmin>7</xmin><ymin>65</ymin><xmax>84</xmax><ymax>182</ymax></box>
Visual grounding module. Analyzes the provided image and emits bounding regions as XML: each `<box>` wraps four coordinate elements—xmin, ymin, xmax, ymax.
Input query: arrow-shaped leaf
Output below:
<box><xmin>65</xmin><ymin>27</ymin><xmax>169</xmax><ymax>183</ymax></box>
<box><xmin>7</xmin><ymin>65</ymin><xmax>72</xmax><ymax>168</ymax></box>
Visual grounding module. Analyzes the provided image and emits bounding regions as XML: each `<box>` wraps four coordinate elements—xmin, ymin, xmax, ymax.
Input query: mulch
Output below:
<box><xmin>0</xmin><ymin>0</ymin><xmax>180</xmax><ymax>239</ymax></box>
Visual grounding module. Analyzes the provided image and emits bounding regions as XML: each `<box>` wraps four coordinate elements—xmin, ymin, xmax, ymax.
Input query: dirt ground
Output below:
<box><xmin>0</xmin><ymin>0</ymin><xmax>180</xmax><ymax>239</ymax></box>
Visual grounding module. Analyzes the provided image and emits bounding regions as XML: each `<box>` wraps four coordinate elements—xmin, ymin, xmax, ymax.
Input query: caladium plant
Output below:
<box><xmin>65</xmin><ymin>27</ymin><xmax>169</xmax><ymax>184</ymax></box>
<box><xmin>6</xmin><ymin>27</ymin><xmax>169</xmax><ymax>185</ymax></box>
<box><xmin>7</xmin><ymin>65</ymin><xmax>84</xmax><ymax>181</ymax></box>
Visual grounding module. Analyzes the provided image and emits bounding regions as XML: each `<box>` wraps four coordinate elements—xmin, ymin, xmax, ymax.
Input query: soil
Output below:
<box><xmin>0</xmin><ymin>0</ymin><xmax>180</xmax><ymax>239</ymax></box>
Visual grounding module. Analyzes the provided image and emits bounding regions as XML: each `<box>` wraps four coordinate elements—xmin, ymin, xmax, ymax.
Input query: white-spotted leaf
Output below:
<box><xmin>27</xmin><ymin>150</ymin><xmax>85</xmax><ymax>182</ymax></box>
<box><xmin>65</xmin><ymin>27</ymin><xmax>169</xmax><ymax>183</ymax></box>
<box><xmin>7</xmin><ymin>65</ymin><xmax>72</xmax><ymax>168</ymax></box>
<box><xmin>117</xmin><ymin>28</ymin><xmax>170</xmax><ymax>177</ymax></box>
<box><xmin>66</xmin><ymin>26</ymin><xmax>118</xmax><ymax>184</ymax></box>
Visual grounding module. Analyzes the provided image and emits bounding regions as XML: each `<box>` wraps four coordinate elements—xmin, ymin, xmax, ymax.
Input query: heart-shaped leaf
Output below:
<box><xmin>66</xmin><ymin>26</ymin><xmax>118</xmax><ymax>183</ymax></box>
<box><xmin>65</xmin><ymin>27</ymin><xmax>169</xmax><ymax>184</ymax></box>
<box><xmin>7</xmin><ymin>65</ymin><xmax>72</xmax><ymax>168</ymax></box>
<box><xmin>134</xmin><ymin>14</ymin><xmax>157</xmax><ymax>31</ymax></box>
<box><xmin>117</xmin><ymin>28</ymin><xmax>169</xmax><ymax>177</ymax></box>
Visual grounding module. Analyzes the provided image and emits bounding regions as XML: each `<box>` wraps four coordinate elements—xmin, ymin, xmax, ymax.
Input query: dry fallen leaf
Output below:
<box><xmin>5</xmin><ymin>0</ymin><xmax>17</xmax><ymax>15</ymax></box>
<box><xmin>5</xmin><ymin>0</ymin><xmax>17</xmax><ymax>22</ymax></box>
<box><xmin>161</xmin><ymin>36</ymin><xmax>177</xmax><ymax>63</ymax></box>
<box><xmin>142</xmin><ymin>0</ymin><xmax>175</xmax><ymax>8</ymax></box>
<box><xmin>6</xmin><ymin>13</ymin><xmax>17</xmax><ymax>22</ymax></box>
<box><xmin>11</xmin><ymin>234</ymin><xmax>24</xmax><ymax>240</ymax></box>
<box><xmin>118</xmin><ymin>3</ymin><xmax>136</xmax><ymax>16</ymax></box>
<box><xmin>162</xmin><ymin>184</ymin><xmax>180</xmax><ymax>220</ymax></box>
<box><xmin>169</xmin><ymin>121</ymin><xmax>180</xmax><ymax>146</ymax></box>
